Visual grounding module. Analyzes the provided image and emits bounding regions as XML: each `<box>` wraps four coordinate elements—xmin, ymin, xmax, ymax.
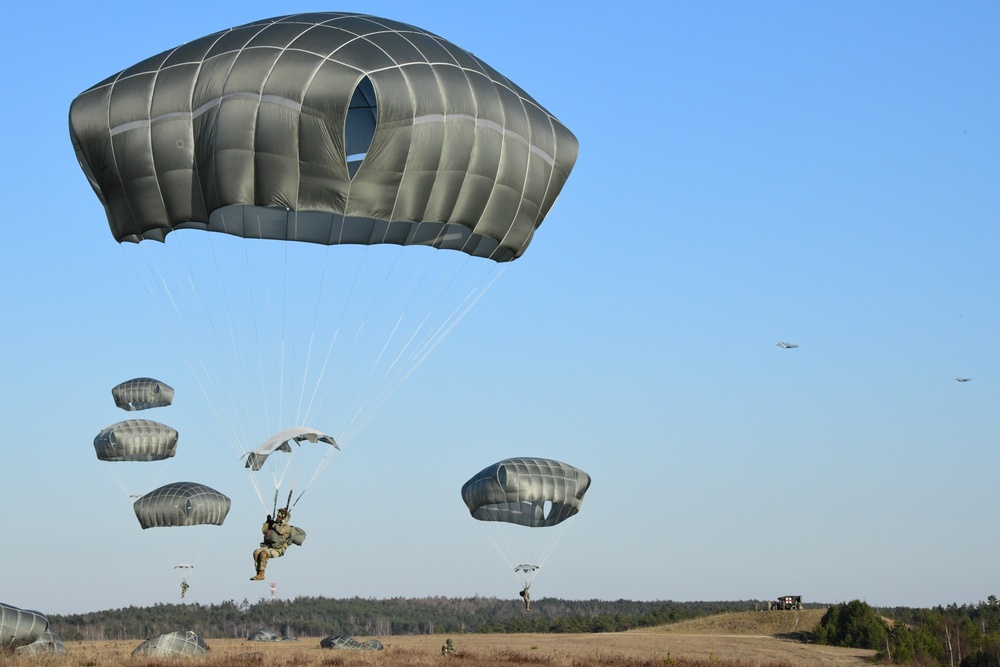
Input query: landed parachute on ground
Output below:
<box><xmin>0</xmin><ymin>602</ymin><xmax>48</xmax><ymax>649</ymax></box>
<box><xmin>94</xmin><ymin>419</ymin><xmax>178</xmax><ymax>462</ymax></box>
<box><xmin>15</xmin><ymin>631</ymin><xmax>66</xmax><ymax>656</ymax></box>
<box><xmin>133</xmin><ymin>482</ymin><xmax>231</xmax><ymax>529</ymax></box>
<box><xmin>112</xmin><ymin>378</ymin><xmax>174</xmax><ymax>411</ymax></box>
<box><xmin>320</xmin><ymin>636</ymin><xmax>384</xmax><ymax>651</ymax></box>
<box><xmin>247</xmin><ymin>629</ymin><xmax>282</xmax><ymax>642</ymax></box>
<box><xmin>462</xmin><ymin>457</ymin><xmax>591</xmax><ymax>528</ymax></box>
<box><xmin>132</xmin><ymin>631</ymin><xmax>207</xmax><ymax>657</ymax></box>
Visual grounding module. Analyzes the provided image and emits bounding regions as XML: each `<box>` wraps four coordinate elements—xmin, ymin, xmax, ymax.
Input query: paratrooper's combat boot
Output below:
<box><xmin>251</xmin><ymin>549</ymin><xmax>267</xmax><ymax>580</ymax></box>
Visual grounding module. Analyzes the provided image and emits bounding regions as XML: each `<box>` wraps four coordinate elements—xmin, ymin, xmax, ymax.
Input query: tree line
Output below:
<box><xmin>815</xmin><ymin>596</ymin><xmax>1000</xmax><ymax>667</ymax></box>
<box><xmin>48</xmin><ymin>597</ymin><xmax>778</xmax><ymax>641</ymax></box>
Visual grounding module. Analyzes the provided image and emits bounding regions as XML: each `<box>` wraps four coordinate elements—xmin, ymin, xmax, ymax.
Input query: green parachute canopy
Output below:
<box><xmin>320</xmin><ymin>636</ymin><xmax>384</xmax><ymax>651</ymax></box>
<box><xmin>15</xmin><ymin>631</ymin><xmax>66</xmax><ymax>656</ymax></box>
<box><xmin>462</xmin><ymin>457</ymin><xmax>591</xmax><ymax>528</ymax></box>
<box><xmin>0</xmin><ymin>602</ymin><xmax>48</xmax><ymax>649</ymax></box>
<box><xmin>94</xmin><ymin>419</ymin><xmax>178</xmax><ymax>462</ymax></box>
<box><xmin>112</xmin><ymin>377</ymin><xmax>174</xmax><ymax>411</ymax></box>
<box><xmin>132</xmin><ymin>631</ymin><xmax>207</xmax><ymax>657</ymax></box>
<box><xmin>133</xmin><ymin>482</ymin><xmax>231</xmax><ymax>529</ymax></box>
<box><xmin>69</xmin><ymin>13</ymin><xmax>578</xmax><ymax>263</ymax></box>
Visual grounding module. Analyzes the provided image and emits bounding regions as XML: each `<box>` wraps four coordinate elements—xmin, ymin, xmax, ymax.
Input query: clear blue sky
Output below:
<box><xmin>1</xmin><ymin>1</ymin><xmax>998</xmax><ymax>616</ymax></box>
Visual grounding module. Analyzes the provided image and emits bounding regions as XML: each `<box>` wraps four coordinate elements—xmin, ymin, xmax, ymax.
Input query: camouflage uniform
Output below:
<box><xmin>251</xmin><ymin>508</ymin><xmax>292</xmax><ymax>580</ymax></box>
<box><xmin>519</xmin><ymin>585</ymin><xmax>531</xmax><ymax>612</ymax></box>
<box><xmin>180</xmin><ymin>579</ymin><xmax>189</xmax><ymax>599</ymax></box>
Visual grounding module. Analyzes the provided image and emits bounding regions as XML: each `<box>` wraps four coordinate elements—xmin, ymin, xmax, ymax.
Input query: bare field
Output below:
<box><xmin>640</xmin><ymin>609</ymin><xmax>829</xmax><ymax>636</ymax></box>
<box><xmin>26</xmin><ymin>614</ymin><xmax>876</xmax><ymax>667</ymax></box>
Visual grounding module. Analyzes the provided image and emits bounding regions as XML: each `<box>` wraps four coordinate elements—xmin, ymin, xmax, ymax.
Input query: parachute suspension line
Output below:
<box><xmin>484</xmin><ymin>523</ymin><xmax>530</xmax><ymax>587</ymax></box>
<box><xmin>165</xmin><ymin>533</ymin><xmax>207</xmax><ymax>577</ymax></box>
<box><xmin>305</xmin><ymin>242</ymin><xmax>402</xmax><ymax>438</ymax></box>
<box><xmin>397</xmin><ymin>258</ymin><xmax>507</xmax><ymax>373</ymax></box>
<box><xmin>205</xmin><ymin>227</ymin><xmax>270</xmax><ymax>464</ymax></box>
<box><xmin>238</xmin><ymin>211</ymin><xmax>278</xmax><ymax>447</ymax></box>
<box><xmin>337</xmin><ymin>254</ymin><xmax>507</xmax><ymax>444</ymax></box>
<box><xmin>118</xmin><ymin>241</ymin><xmax>248</xmax><ymax>474</ymax></box>
<box><xmin>160</xmin><ymin>224</ymin><xmax>266</xmax><ymax>484</ymax></box>
<box><xmin>481</xmin><ymin>519</ymin><xmax>574</xmax><ymax>590</ymax></box>
<box><xmin>120</xmin><ymin>238</ymin><xmax>285</xmax><ymax>514</ymax></box>
<box><xmin>297</xmin><ymin>437</ymin><xmax>340</xmax><ymax>498</ymax></box>
<box><xmin>276</xmin><ymin>232</ymin><xmax>288</xmax><ymax>431</ymax></box>
<box><xmin>295</xmin><ymin>232</ymin><xmax>344</xmax><ymax>429</ymax></box>
<box><xmin>534</xmin><ymin>520</ymin><xmax>572</xmax><ymax>570</ymax></box>
<box><xmin>342</xmin><ymin>242</ymin><xmax>470</xmax><ymax>420</ymax></box>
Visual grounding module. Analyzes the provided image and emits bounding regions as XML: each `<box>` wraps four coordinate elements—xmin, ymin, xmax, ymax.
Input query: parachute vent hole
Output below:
<box><xmin>345</xmin><ymin>76</ymin><xmax>377</xmax><ymax>179</ymax></box>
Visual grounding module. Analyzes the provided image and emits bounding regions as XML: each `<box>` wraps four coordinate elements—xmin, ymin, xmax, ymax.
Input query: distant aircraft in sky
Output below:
<box><xmin>954</xmin><ymin>376</ymin><xmax>972</xmax><ymax>382</ymax></box>
<box><xmin>776</xmin><ymin>342</ymin><xmax>799</xmax><ymax>349</ymax></box>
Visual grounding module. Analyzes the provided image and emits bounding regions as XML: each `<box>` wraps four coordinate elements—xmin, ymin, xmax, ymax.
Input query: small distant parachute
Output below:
<box><xmin>132</xmin><ymin>631</ymin><xmax>207</xmax><ymax>657</ymax></box>
<box><xmin>462</xmin><ymin>457</ymin><xmax>591</xmax><ymax>528</ymax></box>
<box><xmin>320</xmin><ymin>636</ymin><xmax>384</xmax><ymax>651</ymax></box>
<box><xmin>94</xmin><ymin>419</ymin><xmax>179</xmax><ymax>462</ymax></box>
<box><xmin>776</xmin><ymin>341</ymin><xmax>799</xmax><ymax>349</ymax></box>
<box><xmin>514</xmin><ymin>563</ymin><xmax>540</xmax><ymax>574</ymax></box>
<box><xmin>955</xmin><ymin>376</ymin><xmax>972</xmax><ymax>382</ymax></box>
<box><xmin>244</xmin><ymin>427</ymin><xmax>339</xmax><ymax>471</ymax></box>
<box><xmin>174</xmin><ymin>563</ymin><xmax>194</xmax><ymax>570</ymax></box>
<box><xmin>15</xmin><ymin>631</ymin><xmax>66</xmax><ymax>656</ymax></box>
<box><xmin>0</xmin><ymin>602</ymin><xmax>48</xmax><ymax>649</ymax></box>
<box><xmin>112</xmin><ymin>378</ymin><xmax>174</xmax><ymax>411</ymax></box>
<box><xmin>133</xmin><ymin>482</ymin><xmax>231</xmax><ymax>529</ymax></box>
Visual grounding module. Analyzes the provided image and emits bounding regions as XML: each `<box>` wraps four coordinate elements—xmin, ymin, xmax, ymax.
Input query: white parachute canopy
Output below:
<box><xmin>245</xmin><ymin>428</ymin><xmax>339</xmax><ymax>471</ymax></box>
<box><xmin>244</xmin><ymin>427</ymin><xmax>340</xmax><ymax>508</ymax></box>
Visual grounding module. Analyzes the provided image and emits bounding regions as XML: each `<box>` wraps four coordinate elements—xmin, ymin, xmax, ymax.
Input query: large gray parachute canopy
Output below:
<box><xmin>133</xmin><ymin>482</ymin><xmax>232</xmax><ymax>529</ymax></box>
<box><xmin>0</xmin><ymin>602</ymin><xmax>48</xmax><ymax>649</ymax></box>
<box><xmin>94</xmin><ymin>419</ymin><xmax>179</xmax><ymax>462</ymax></box>
<box><xmin>112</xmin><ymin>377</ymin><xmax>174</xmax><ymax>411</ymax></box>
<box><xmin>15</xmin><ymin>631</ymin><xmax>66</xmax><ymax>656</ymax></box>
<box><xmin>245</xmin><ymin>427</ymin><xmax>339</xmax><ymax>471</ymax></box>
<box><xmin>68</xmin><ymin>13</ymin><xmax>578</xmax><ymax>263</ymax></box>
<box><xmin>461</xmin><ymin>457</ymin><xmax>591</xmax><ymax>528</ymax></box>
<box><xmin>132</xmin><ymin>631</ymin><xmax>207</xmax><ymax>657</ymax></box>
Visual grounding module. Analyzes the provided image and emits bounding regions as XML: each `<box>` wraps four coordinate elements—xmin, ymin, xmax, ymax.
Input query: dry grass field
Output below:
<box><xmin>2</xmin><ymin>610</ymin><xmax>878</xmax><ymax>667</ymax></box>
